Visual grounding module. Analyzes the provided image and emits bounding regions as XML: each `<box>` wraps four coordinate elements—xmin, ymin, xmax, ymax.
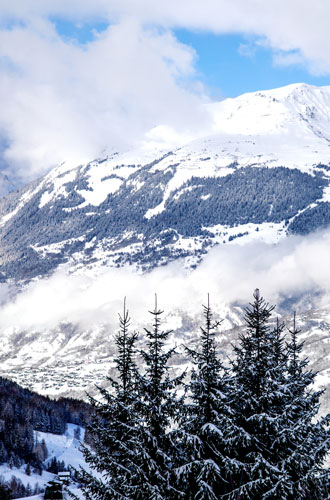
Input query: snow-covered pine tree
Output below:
<box><xmin>115</xmin><ymin>298</ymin><xmax>138</xmax><ymax>397</ymax></box>
<box><xmin>272</xmin><ymin>317</ymin><xmax>286</xmax><ymax>366</ymax></box>
<box><xmin>224</xmin><ymin>291</ymin><xmax>330</xmax><ymax>500</ymax></box>
<box><xmin>223</xmin><ymin>289</ymin><xmax>290</xmax><ymax>499</ymax></box>
<box><xmin>130</xmin><ymin>295</ymin><xmax>185</xmax><ymax>500</ymax></box>
<box><xmin>76</xmin><ymin>298</ymin><xmax>139</xmax><ymax>500</ymax></box>
<box><xmin>175</xmin><ymin>296</ymin><xmax>232</xmax><ymax>500</ymax></box>
<box><xmin>280</xmin><ymin>312</ymin><xmax>330</xmax><ymax>499</ymax></box>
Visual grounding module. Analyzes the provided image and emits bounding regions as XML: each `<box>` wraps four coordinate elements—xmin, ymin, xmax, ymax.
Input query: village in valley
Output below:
<box><xmin>0</xmin><ymin>359</ymin><xmax>111</xmax><ymax>398</ymax></box>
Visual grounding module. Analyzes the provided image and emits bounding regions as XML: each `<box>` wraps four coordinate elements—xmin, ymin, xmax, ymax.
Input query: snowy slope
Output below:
<box><xmin>39</xmin><ymin>424</ymin><xmax>88</xmax><ymax>473</ymax></box>
<box><xmin>1</xmin><ymin>84</ymin><xmax>330</xmax><ymax>281</ymax></box>
<box><xmin>33</xmin><ymin>83</ymin><xmax>330</xmax><ymax>209</ymax></box>
<box><xmin>0</xmin><ymin>465</ymin><xmax>53</xmax><ymax>490</ymax></box>
<box><xmin>0</xmin><ymin>424</ymin><xmax>88</xmax><ymax>498</ymax></box>
<box><xmin>25</xmin><ymin>83</ymin><xmax>330</xmax><ymax>214</ymax></box>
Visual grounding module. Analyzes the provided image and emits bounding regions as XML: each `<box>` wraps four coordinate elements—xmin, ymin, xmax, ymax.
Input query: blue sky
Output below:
<box><xmin>52</xmin><ymin>17</ymin><xmax>109</xmax><ymax>45</ymax></box>
<box><xmin>53</xmin><ymin>18</ymin><xmax>330</xmax><ymax>99</ymax></box>
<box><xmin>2</xmin><ymin>1</ymin><xmax>330</xmax><ymax>184</ymax></box>
<box><xmin>175</xmin><ymin>30</ymin><xmax>330</xmax><ymax>98</ymax></box>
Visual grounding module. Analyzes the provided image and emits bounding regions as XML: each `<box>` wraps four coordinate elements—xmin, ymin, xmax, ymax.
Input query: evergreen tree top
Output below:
<box><xmin>114</xmin><ymin>297</ymin><xmax>138</xmax><ymax>398</ymax></box>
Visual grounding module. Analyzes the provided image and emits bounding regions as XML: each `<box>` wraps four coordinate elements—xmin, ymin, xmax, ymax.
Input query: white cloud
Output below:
<box><xmin>238</xmin><ymin>42</ymin><xmax>257</xmax><ymax>59</ymax></box>
<box><xmin>1</xmin><ymin>1</ymin><xmax>330</xmax><ymax>183</ymax></box>
<box><xmin>4</xmin><ymin>1</ymin><xmax>328</xmax><ymax>73</ymax></box>
<box><xmin>0</xmin><ymin>17</ymin><xmax>209</xmax><ymax>183</ymax></box>
<box><xmin>271</xmin><ymin>51</ymin><xmax>305</xmax><ymax>69</ymax></box>
<box><xmin>1</xmin><ymin>230</ymin><xmax>330</xmax><ymax>332</ymax></box>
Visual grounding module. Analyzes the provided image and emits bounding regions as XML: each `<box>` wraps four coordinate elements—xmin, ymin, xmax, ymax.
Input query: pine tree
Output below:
<box><xmin>41</xmin><ymin>439</ymin><xmax>48</xmax><ymax>460</ymax></box>
<box><xmin>176</xmin><ymin>296</ymin><xmax>231</xmax><ymax>500</ymax></box>
<box><xmin>224</xmin><ymin>291</ymin><xmax>330</xmax><ymax>500</ymax></box>
<box><xmin>129</xmin><ymin>295</ymin><xmax>185</xmax><ymax>500</ymax></box>
<box><xmin>76</xmin><ymin>298</ymin><xmax>139</xmax><ymax>500</ymax></box>
<box><xmin>0</xmin><ymin>442</ymin><xmax>8</xmax><ymax>464</ymax></box>
<box><xmin>280</xmin><ymin>312</ymin><xmax>330</xmax><ymax>499</ymax></box>
<box><xmin>0</xmin><ymin>483</ymin><xmax>11</xmax><ymax>500</ymax></box>
<box><xmin>224</xmin><ymin>289</ymin><xmax>289</xmax><ymax>499</ymax></box>
<box><xmin>115</xmin><ymin>299</ymin><xmax>138</xmax><ymax>396</ymax></box>
<box><xmin>8</xmin><ymin>454</ymin><xmax>14</xmax><ymax>470</ymax></box>
<box><xmin>25</xmin><ymin>483</ymin><xmax>32</xmax><ymax>497</ymax></box>
<box><xmin>272</xmin><ymin>317</ymin><xmax>286</xmax><ymax>366</ymax></box>
<box><xmin>33</xmin><ymin>483</ymin><xmax>41</xmax><ymax>496</ymax></box>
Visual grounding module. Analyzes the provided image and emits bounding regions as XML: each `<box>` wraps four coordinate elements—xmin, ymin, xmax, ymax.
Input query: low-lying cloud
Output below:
<box><xmin>1</xmin><ymin>230</ymin><xmax>330</xmax><ymax>332</ymax></box>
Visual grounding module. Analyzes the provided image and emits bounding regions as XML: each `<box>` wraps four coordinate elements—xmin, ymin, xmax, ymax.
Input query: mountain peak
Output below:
<box><xmin>237</xmin><ymin>82</ymin><xmax>328</xmax><ymax>100</ymax></box>
<box><xmin>208</xmin><ymin>81</ymin><xmax>330</xmax><ymax>140</ymax></box>
<box><xmin>0</xmin><ymin>82</ymin><xmax>330</xmax><ymax>281</ymax></box>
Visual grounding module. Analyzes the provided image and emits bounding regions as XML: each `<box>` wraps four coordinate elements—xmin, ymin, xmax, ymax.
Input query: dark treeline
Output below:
<box><xmin>0</xmin><ymin>476</ymin><xmax>44</xmax><ymax>500</ymax></box>
<box><xmin>77</xmin><ymin>290</ymin><xmax>330</xmax><ymax>500</ymax></box>
<box><xmin>0</xmin><ymin>377</ymin><xmax>90</xmax><ymax>471</ymax></box>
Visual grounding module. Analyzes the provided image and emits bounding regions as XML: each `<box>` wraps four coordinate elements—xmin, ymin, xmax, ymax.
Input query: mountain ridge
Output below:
<box><xmin>1</xmin><ymin>83</ymin><xmax>330</xmax><ymax>280</ymax></box>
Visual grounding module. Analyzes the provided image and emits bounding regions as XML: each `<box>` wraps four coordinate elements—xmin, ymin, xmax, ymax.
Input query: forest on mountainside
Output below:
<box><xmin>0</xmin><ymin>164</ymin><xmax>329</xmax><ymax>279</ymax></box>
<box><xmin>0</xmin><ymin>378</ymin><xmax>90</xmax><ymax>471</ymax></box>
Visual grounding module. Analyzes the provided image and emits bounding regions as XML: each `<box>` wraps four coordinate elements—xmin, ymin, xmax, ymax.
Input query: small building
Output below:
<box><xmin>44</xmin><ymin>480</ymin><xmax>63</xmax><ymax>500</ymax></box>
<box><xmin>57</xmin><ymin>471</ymin><xmax>71</xmax><ymax>485</ymax></box>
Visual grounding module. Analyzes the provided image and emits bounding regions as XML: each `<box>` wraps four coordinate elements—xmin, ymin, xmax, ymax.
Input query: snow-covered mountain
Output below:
<box><xmin>0</xmin><ymin>83</ymin><xmax>329</xmax><ymax>412</ymax></box>
<box><xmin>1</xmin><ymin>83</ymin><xmax>330</xmax><ymax>281</ymax></box>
